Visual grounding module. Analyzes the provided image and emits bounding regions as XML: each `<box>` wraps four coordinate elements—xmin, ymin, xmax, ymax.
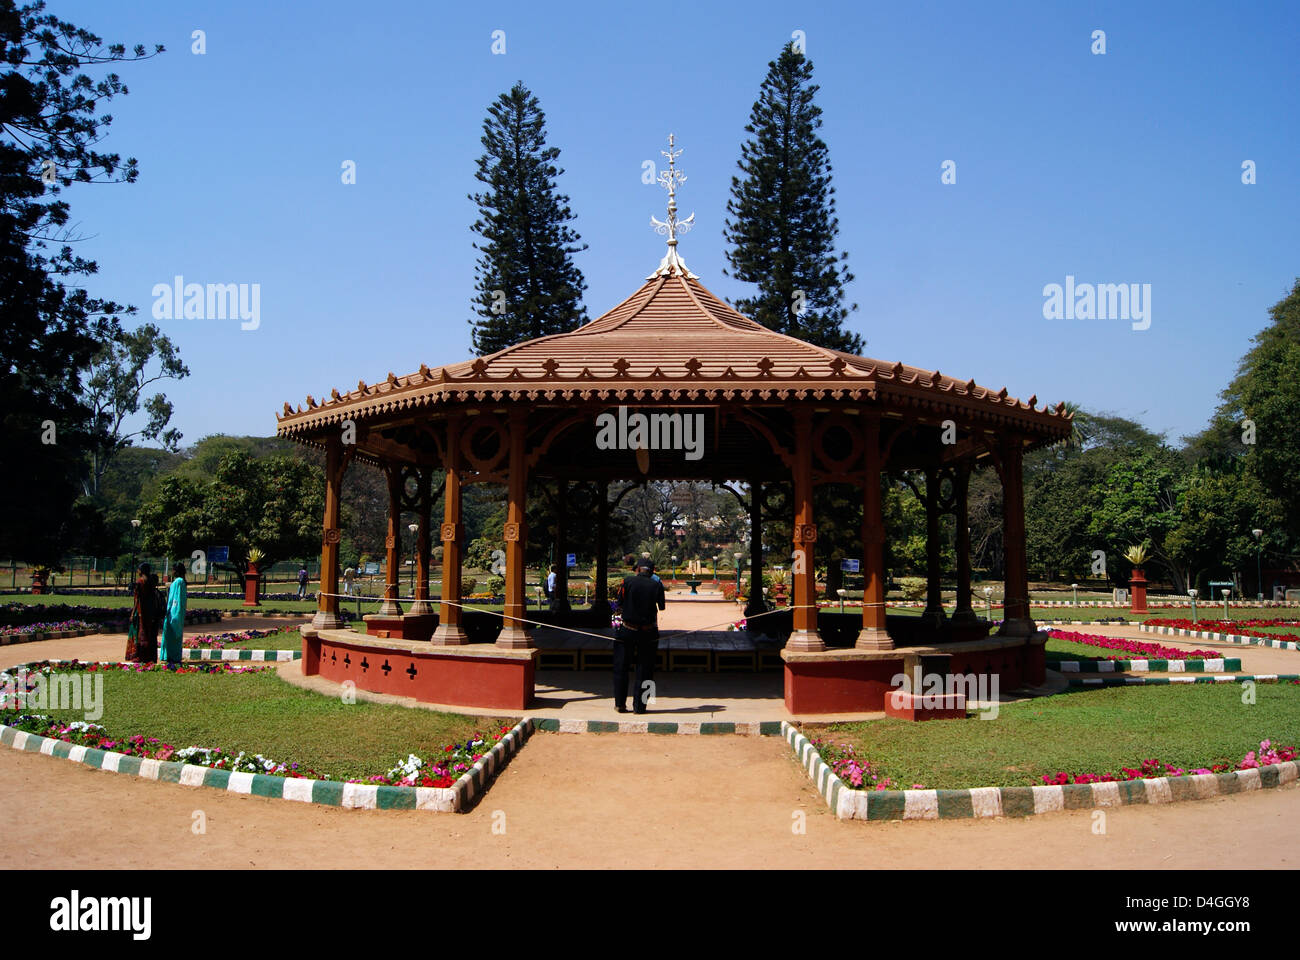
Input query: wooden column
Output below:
<box><xmin>951</xmin><ymin>463</ymin><xmax>978</xmax><ymax>625</ymax></box>
<box><xmin>409</xmin><ymin>469</ymin><xmax>433</xmax><ymax>616</ymax></box>
<box><xmin>497</xmin><ymin>409</ymin><xmax>532</xmax><ymax>648</ymax></box>
<box><xmin>432</xmin><ymin>417</ymin><xmax>467</xmax><ymax>644</ymax></box>
<box><xmin>377</xmin><ymin>464</ymin><xmax>403</xmax><ymax>617</ymax></box>
<box><xmin>312</xmin><ymin>435</ymin><xmax>348</xmax><ymax>630</ymax></box>
<box><xmin>920</xmin><ymin>467</ymin><xmax>948</xmax><ymax>629</ymax></box>
<box><xmin>787</xmin><ymin>408</ymin><xmax>824</xmax><ymax>652</ymax></box>
<box><xmin>857</xmin><ymin>415</ymin><xmax>892</xmax><ymax>649</ymax></box>
<box><xmin>743</xmin><ymin>480</ymin><xmax>766</xmax><ymax>617</ymax></box>
<box><xmin>551</xmin><ymin>480</ymin><xmax>571</xmax><ymax>616</ymax></box>
<box><xmin>998</xmin><ymin>437</ymin><xmax>1035</xmax><ymax>636</ymax></box>
<box><xmin>592</xmin><ymin>480</ymin><xmax>611</xmax><ymax>617</ymax></box>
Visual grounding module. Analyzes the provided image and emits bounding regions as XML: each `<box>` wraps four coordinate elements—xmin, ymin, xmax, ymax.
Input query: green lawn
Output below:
<box><xmin>818</xmin><ymin>683</ymin><xmax>1299</xmax><ymax>789</ymax></box>
<box><xmin>34</xmin><ymin>668</ymin><xmax>513</xmax><ymax>781</ymax></box>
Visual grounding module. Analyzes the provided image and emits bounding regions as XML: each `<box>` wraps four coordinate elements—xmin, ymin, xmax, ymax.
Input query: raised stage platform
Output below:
<box><xmin>528</xmin><ymin>627</ymin><xmax>784</xmax><ymax>672</ymax></box>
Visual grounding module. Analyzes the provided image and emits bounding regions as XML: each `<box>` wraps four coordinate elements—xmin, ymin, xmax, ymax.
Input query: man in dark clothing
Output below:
<box><xmin>614</xmin><ymin>559</ymin><xmax>666</xmax><ymax>714</ymax></box>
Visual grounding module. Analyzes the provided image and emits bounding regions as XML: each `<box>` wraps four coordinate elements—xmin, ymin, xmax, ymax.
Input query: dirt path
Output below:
<box><xmin>2</xmin><ymin>732</ymin><xmax>1297</xmax><ymax>868</ymax></box>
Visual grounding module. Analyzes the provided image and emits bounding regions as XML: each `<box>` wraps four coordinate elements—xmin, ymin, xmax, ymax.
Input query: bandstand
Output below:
<box><xmin>276</xmin><ymin>141</ymin><xmax>1071</xmax><ymax>714</ymax></box>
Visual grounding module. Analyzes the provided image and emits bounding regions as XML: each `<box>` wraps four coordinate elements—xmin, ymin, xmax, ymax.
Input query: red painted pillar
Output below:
<box><xmin>952</xmin><ymin>464</ymin><xmax>977</xmax><ymax>625</ymax></box>
<box><xmin>377</xmin><ymin>465</ymin><xmax>403</xmax><ymax>617</ymax></box>
<box><xmin>409</xmin><ymin>469</ymin><xmax>433</xmax><ymax>616</ymax></box>
<box><xmin>497</xmin><ymin>409</ymin><xmax>533</xmax><ymax>648</ymax></box>
<box><xmin>997</xmin><ymin>437</ymin><xmax>1035</xmax><ymax>637</ymax></box>
<box><xmin>312</xmin><ymin>435</ymin><xmax>347</xmax><ymax>630</ymax></box>
<box><xmin>242</xmin><ymin>563</ymin><xmax>261</xmax><ymax>607</ymax></box>
<box><xmin>920</xmin><ymin>467</ymin><xmax>948</xmax><ymax>630</ymax></box>
<box><xmin>433</xmin><ymin>416</ymin><xmax>467</xmax><ymax>643</ymax></box>
<box><xmin>787</xmin><ymin>408</ymin><xmax>824</xmax><ymax>652</ymax></box>
<box><xmin>1129</xmin><ymin>568</ymin><xmax>1149</xmax><ymax>615</ymax></box>
<box><xmin>858</xmin><ymin>414</ymin><xmax>892</xmax><ymax>649</ymax></box>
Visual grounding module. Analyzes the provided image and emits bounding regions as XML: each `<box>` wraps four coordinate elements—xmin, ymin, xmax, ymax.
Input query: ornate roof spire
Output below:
<box><xmin>648</xmin><ymin>133</ymin><xmax>698</xmax><ymax>279</ymax></box>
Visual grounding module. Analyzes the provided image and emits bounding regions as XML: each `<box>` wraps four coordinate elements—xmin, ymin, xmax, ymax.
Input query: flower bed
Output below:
<box><xmin>1042</xmin><ymin>739</ymin><xmax>1296</xmax><ymax>785</ymax></box>
<box><xmin>1143</xmin><ymin>618</ymin><xmax>1300</xmax><ymax>643</ymax></box>
<box><xmin>1</xmin><ymin>703</ymin><xmax>513</xmax><ymax>787</ymax></box>
<box><xmin>0</xmin><ymin>619</ymin><xmax>94</xmax><ymax>637</ymax></box>
<box><xmin>1048</xmin><ymin>629</ymin><xmax>1220</xmax><ymax>661</ymax></box>
<box><xmin>811</xmin><ymin>737</ymin><xmax>926</xmax><ymax>791</ymax></box>
<box><xmin>182</xmin><ymin>628</ymin><xmax>274</xmax><ymax>650</ymax></box>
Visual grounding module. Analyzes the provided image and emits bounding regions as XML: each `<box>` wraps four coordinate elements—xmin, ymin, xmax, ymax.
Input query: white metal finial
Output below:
<box><xmin>648</xmin><ymin>133</ymin><xmax>697</xmax><ymax>279</ymax></box>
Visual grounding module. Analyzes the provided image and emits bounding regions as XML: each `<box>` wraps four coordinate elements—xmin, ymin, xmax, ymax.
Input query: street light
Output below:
<box><xmin>982</xmin><ymin>584</ymin><xmax>993</xmax><ymax>621</ymax></box>
<box><xmin>672</xmin><ymin>555</ymin><xmax>678</xmax><ymax>580</ymax></box>
<box><xmin>733</xmin><ymin>551</ymin><xmax>743</xmax><ymax>599</ymax></box>
<box><xmin>1071</xmin><ymin>582</ymin><xmax>1079</xmax><ymax>607</ymax></box>
<box><xmin>130</xmin><ymin>519</ymin><xmax>141</xmax><ymax>585</ymax></box>
<box><xmin>713</xmin><ymin>555</ymin><xmax>720</xmax><ymax>581</ymax></box>
<box><xmin>1222</xmin><ymin>587</ymin><xmax>1231</xmax><ymax>620</ymax></box>
<box><xmin>1188</xmin><ymin>587</ymin><xmax>1197</xmax><ymax>622</ymax></box>
<box><xmin>837</xmin><ymin>587</ymin><xmax>846</xmax><ymax>614</ymax></box>
<box><xmin>1253</xmin><ymin>529</ymin><xmax>1264</xmax><ymax>601</ymax></box>
<box><xmin>408</xmin><ymin>522</ymin><xmax>419</xmax><ymax>598</ymax></box>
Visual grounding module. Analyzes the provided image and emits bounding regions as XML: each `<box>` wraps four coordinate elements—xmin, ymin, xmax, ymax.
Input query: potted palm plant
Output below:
<box><xmin>1123</xmin><ymin>543</ymin><xmax>1150</xmax><ymax>615</ymax></box>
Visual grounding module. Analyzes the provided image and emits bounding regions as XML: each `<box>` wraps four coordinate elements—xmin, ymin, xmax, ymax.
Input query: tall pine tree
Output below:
<box><xmin>723</xmin><ymin>43</ymin><xmax>861</xmax><ymax>354</ymax></box>
<box><xmin>469</xmin><ymin>83</ymin><xmax>587</xmax><ymax>355</ymax></box>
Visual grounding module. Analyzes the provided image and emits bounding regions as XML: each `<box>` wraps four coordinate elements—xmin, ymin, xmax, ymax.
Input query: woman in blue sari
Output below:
<box><xmin>160</xmin><ymin>561</ymin><xmax>188</xmax><ymax>669</ymax></box>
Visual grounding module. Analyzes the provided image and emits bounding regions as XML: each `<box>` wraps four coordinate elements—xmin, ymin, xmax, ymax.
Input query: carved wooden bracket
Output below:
<box><xmin>503</xmin><ymin>522</ymin><xmax>525</xmax><ymax>542</ymax></box>
<box><xmin>324</xmin><ymin>527</ymin><xmax>342</xmax><ymax>545</ymax></box>
<box><xmin>440</xmin><ymin>522</ymin><xmax>462</xmax><ymax>543</ymax></box>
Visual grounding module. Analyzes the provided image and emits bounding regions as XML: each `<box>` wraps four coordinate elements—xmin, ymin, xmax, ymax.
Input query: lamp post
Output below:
<box><xmin>713</xmin><ymin>555</ymin><xmax>720</xmax><ymax>581</ymax></box>
<box><xmin>672</xmin><ymin>555</ymin><xmax>678</xmax><ymax>581</ymax></box>
<box><xmin>408</xmin><ymin>522</ymin><xmax>418</xmax><ymax>598</ymax></box>
<box><xmin>982</xmin><ymin>585</ymin><xmax>993</xmax><ymax>621</ymax></box>
<box><xmin>1071</xmin><ymin>582</ymin><xmax>1078</xmax><ymax>607</ymax></box>
<box><xmin>130</xmin><ymin>519</ymin><xmax>141</xmax><ymax>582</ymax></box>
<box><xmin>733</xmin><ymin>551</ymin><xmax>743</xmax><ymax>598</ymax></box>
<box><xmin>1222</xmin><ymin>587</ymin><xmax>1231</xmax><ymax>620</ymax></box>
<box><xmin>837</xmin><ymin>587</ymin><xmax>846</xmax><ymax>614</ymax></box>
<box><xmin>1253</xmin><ymin>528</ymin><xmax>1264</xmax><ymax>601</ymax></box>
<box><xmin>1188</xmin><ymin>587</ymin><xmax>1197</xmax><ymax>623</ymax></box>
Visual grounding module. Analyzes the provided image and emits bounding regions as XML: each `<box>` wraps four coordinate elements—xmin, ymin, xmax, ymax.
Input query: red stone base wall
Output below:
<box><xmin>303</xmin><ymin>632</ymin><xmax>535</xmax><ymax>710</ymax></box>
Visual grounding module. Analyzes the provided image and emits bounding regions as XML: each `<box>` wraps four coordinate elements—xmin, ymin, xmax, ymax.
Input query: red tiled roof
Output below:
<box><xmin>276</xmin><ymin>269</ymin><xmax>1070</xmax><ymax>439</ymax></box>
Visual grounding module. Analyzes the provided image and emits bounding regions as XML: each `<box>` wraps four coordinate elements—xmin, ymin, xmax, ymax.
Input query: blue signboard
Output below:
<box><xmin>840</xmin><ymin>558</ymin><xmax>860</xmax><ymax>572</ymax></box>
<box><xmin>566</xmin><ymin>553</ymin><xmax>577</xmax><ymax>568</ymax></box>
<box><xmin>363</xmin><ymin>561</ymin><xmax>380</xmax><ymax>575</ymax></box>
<box><xmin>209</xmin><ymin>546</ymin><xmax>229</xmax><ymax>564</ymax></box>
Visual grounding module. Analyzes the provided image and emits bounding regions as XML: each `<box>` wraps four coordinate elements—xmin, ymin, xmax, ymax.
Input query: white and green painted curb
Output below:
<box><xmin>1049</xmin><ymin>657</ymin><xmax>1240</xmax><ymax>673</ymax></box>
<box><xmin>782</xmin><ymin>721</ymin><xmax>1300</xmax><ymax>820</ymax></box>
<box><xmin>0</xmin><ymin>715</ymin><xmax>533</xmax><ymax>813</ymax></box>
<box><xmin>182</xmin><ymin>648</ymin><xmax>301</xmax><ymax>661</ymax></box>
<box><xmin>535</xmin><ymin>717</ymin><xmax>782</xmax><ymax>735</ymax></box>
<box><xmin>1068</xmin><ymin>673</ymin><xmax>1300</xmax><ymax>687</ymax></box>
<box><xmin>1140</xmin><ymin>623</ymin><xmax>1300</xmax><ymax>652</ymax></box>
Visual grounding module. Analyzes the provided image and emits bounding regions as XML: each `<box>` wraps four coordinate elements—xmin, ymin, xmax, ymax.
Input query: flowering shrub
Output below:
<box><xmin>0</xmin><ymin>659</ymin><xmax>275</xmax><ymax>710</ymax></box>
<box><xmin>726</xmin><ymin>618</ymin><xmax>748</xmax><ymax>632</ymax></box>
<box><xmin>0</xmin><ymin>619</ymin><xmax>94</xmax><ymax>636</ymax></box>
<box><xmin>2</xmin><ymin>711</ymin><xmax>514</xmax><ymax>786</ymax></box>
<box><xmin>1143</xmin><ymin>618</ymin><xmax>1300</xmax><ymax>643</ymax></box>
<box><xmin>1048</xmin><ymin>630</ymin><xmax>1220</xmax><ymax>661</ymax></box>
<box><xmin>182</xmin><ymin>629</ymin><xmax>274</xmax><ymax>649</ymax></box>
<box><xmin>810</xmin><ymin>738</ymin><xmax>926</xmax><ymax>791</ymax></box>
<box><xmin>1041</xmin><ymin>740</ymin><xmax>1296</xmax><ymax>785</ymax></box>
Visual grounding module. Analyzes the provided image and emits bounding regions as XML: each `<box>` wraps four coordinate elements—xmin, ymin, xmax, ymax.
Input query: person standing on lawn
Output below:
<box><xmin>126</xmin><ymin>562</ymin><xmax>160</xmax><ymax>662</ymax></box>
<box><xmin>297</xmin><ymin>566</ymin><xmax>308</xmax><ymax>598</ymax></box>
<box><xmin>613</xmin><ymin>559</ymin><xmax>666</xmax><ymax>714</ymax></box>
<box><xmin>159</xmin><ymin>561</ymin><xmax>188</xmax><ymax>669</ymax></box>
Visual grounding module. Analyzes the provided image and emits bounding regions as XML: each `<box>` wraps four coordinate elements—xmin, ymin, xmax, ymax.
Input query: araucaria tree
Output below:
<box><xmin>0</xmin><ymin>1</ymin><xmax>161</xmax><ymax>564</ymax></box>
<box><xmin>723</xmin><ymin>43</ymin><xmax>861</xmax><ymax>354</ymax></box>
<box><xmin>468</xmin><ymin>82</ymin><xmax>587</xmax><ymax>355</ymax></box>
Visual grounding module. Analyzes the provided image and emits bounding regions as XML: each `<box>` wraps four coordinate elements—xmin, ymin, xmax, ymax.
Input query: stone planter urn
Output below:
<box><xmin>1129</xmin><ymin>568</ymin><xmax>1149</xmax><ymax>615</ymax></box>
<box><xmin>243</xmin><ymin>563</ymin><xmax>262</xmax><ymax>607</ymax></box>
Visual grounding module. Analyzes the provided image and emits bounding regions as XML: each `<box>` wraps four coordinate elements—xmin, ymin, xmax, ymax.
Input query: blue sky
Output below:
<box><xmin>50</xmin><ymin>0</ymin><xmax>1299</xmax><ymax>447</ymax></box>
